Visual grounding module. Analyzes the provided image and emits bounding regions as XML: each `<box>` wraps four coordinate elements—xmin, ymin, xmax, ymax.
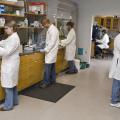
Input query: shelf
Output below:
<box><xmin>0</xmin><ymin>1</ymin><xmax>24</xmax><ymax>8</ymax></box>
<box><xmin>0</xmin><ymin>26</ymin><xmax>43</xmax><ymax>30</ymax></box>
<box><xmin>17</xmin><ymin>27</ymin><xmax>35</xmax><ymax>29</ymax></box>
<box><xmin>25</xmin><ymin>12</ymin><xmax>46</xmax><ymax>17</ymax></box>
<box><xmin>17</xmin><ymin>27</ymin><xmax>43</xmax><ymax>29</ymax></box>
<box><xmin>0</xmin><ymin>14</ymin><xmax>24</xmax><ymax>18</ymax></box>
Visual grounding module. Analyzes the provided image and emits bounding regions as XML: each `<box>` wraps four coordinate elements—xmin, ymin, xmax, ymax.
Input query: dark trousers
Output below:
<box><xmin>67</xmin><ymin>61</ymin><xmax>78</xmax><ymax>73</ymax></box>
<box><xmin>95</xmin><ymin>45</ymin><xmax>102</xmax><ymax>55</ymax></box>
<box><xmin>43</xmin><ymin>63</ymin><xmax>56</xmax><ymax>85</ymax></box>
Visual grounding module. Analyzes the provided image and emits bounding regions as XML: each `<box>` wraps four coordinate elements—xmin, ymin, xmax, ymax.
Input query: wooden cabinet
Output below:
<box><xmin>112</xmin><ymin>18</ymin><xmax>120</xmax><ymax>31</ymax></box>
<box><xmin>56</xmin><ymin>48</ymin><xmax>68</xmax><ymax>73</ymax></box>
<box><xmin>105</xmin><ymin>17</ymin><xmax>113</xmax><ymax>29</ymax></box>
<box><xmin>17</xmin><ymin>52</ymin><xmax>44</xmax><ymax>91</ymax></box>
<box><xmin>94</xmin><ymin>16</ymin><xmax>105</xmax><ymax>26</ymax></box>
<box><xmin>0</xmin><ymin>87</ymin><xmax>5</xmax><ymax>101</ymax></box>
<box><xmin>95</xmin><ymin>16</ymin><xmax>120</xmax><ymax>31</ymax></box>
<box><xmin>0</xmin><ymin>48</ymin><xmax>68</xmax><ymax>101</ymax></box>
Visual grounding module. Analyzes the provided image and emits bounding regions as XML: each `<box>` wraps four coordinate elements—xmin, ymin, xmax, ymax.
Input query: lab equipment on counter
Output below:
<box><xmin>24</xmin><ymin>44</ymin><xmax>37</xmax><ymax>52</ymax></box>
<box><xmin>24</xmin><ymin>18</ymin><xmax>28</xmax><ymax>27</ymax></box>
<box><xmin>40</xmin><ymin>49</ymin><xmax>45</xmax><ymax>53</ymax></box>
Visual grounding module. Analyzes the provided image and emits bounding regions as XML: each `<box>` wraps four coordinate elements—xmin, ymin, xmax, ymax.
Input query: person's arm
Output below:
<box><xmin>115</xmin><ymin>35</ymin><xmax>120</xmax><ymax>51</ymax></box>
<box><xmin>101</xmin><ymin>34</ymin><xmax>109</xmax><ymax>45</ymax></box>
<box><xmin>96</xmin><ymin>34</ymin><xmax>109</xmax><ymax>44</ymax></box>
<box><xmin>61</xmin><ymin>30</ymin><xmax>74</xmax><ymax>46</ymax></box>
<box><xmin>44</xmin><ymin>29</ymin><xmax>58</xmax><ymax>53</ymax></box>
<box><xmin>96</xmin><ymin>39</ymin><xmax>103</xmax><ymax>43</ymax></box>
<box><xmin>0</xmin><ymin>40</ymin><xmax>5</xmax><ymax>47</ymax></box>
<box><xmin>0</xmin><ymin>36</ymin><xmax>19</xmax><ymax>57</ymax></box>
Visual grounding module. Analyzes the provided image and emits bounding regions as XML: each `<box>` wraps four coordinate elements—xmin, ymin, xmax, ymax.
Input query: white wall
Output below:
<box><xmin>46</xmin><ymin>0</ymin><xmax>59</xmax><ymax>22</ymax></box>
<box><xmin>46</xmin><ymin>0</ymin><xmax>78</xmax><ymax>23</ymax></box>
<box><xmin>77</xmin><ymin>0</ymin><xmax>120</xmax><ymax>63</ymax></box>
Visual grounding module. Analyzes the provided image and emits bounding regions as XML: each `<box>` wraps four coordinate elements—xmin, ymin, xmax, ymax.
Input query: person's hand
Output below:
<box><xmin>40</xmin><ymin>49</ymin><xmax>45</xmax><ymax>53</ymax></box>
<box><xmin>60</xmin><ymin>40</ymin><xmax>66</xmax><ymax>47</ymax></box>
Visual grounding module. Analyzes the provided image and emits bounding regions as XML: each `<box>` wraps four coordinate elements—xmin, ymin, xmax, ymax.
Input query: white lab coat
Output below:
<box><xmin>0</xmin><ymin>32</ymin><xmax>20</xmax><ymax>88</ymax></box>
<box><xmin>44</xmin><ymin>24</ymin><xmax>59</xmax><ymax>64</ymax></box>
<box><xmin>97</xmin><ymin>34</ymin><xmax>109</xmax><ymax>49</ymax></box>
<box><xmin>61</xmin><ymin>28</ymin><xmax>76</xmax><ymax>60</ymax></box>
<box><xmin>109</xmin><ymin>33</ymin><xmax>120</xmax><ymax>80</ymax></box>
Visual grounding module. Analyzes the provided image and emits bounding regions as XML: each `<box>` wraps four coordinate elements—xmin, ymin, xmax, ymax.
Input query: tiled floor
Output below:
<box><xmin>0</xmin><ymin>59</ymin><xmax>120</xmax><ymax>120</ymax></box>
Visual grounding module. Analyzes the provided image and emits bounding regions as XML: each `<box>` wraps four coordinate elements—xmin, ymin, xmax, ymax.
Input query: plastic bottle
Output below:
<box><xmin>24</xmin><ymin>18</ymin><xmax>28</xmax><ymax>27</ymax></box>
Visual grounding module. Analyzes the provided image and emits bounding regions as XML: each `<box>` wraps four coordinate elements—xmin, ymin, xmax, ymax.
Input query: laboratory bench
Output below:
<box><xmin>0</xmin><ymin>47</ymin><xmax>68</xmax><ymax>101</ymax></box>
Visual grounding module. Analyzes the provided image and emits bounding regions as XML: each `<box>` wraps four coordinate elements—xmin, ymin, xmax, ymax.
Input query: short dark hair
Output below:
<box><xmin>102</xmin><ymin>29</ymin><xmax>107</xmax><ymax>33</ymax></box>
<box><xmin>66</xmin><ymin>21</ymin><xmax>74</xmax><ymax>28</ymax></box>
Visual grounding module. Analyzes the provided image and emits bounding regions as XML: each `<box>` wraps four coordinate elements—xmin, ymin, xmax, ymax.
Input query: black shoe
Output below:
<box><xmin>74</xmin><ymin>70</ymin><xmax>78</xmax><ymax>74</ymax></box>
<box><xmin>66</xmin><ymin>71</ymin><xmax>78</xmax><ymax>74</ymax></box>
<box><xmin>50</xmin><ymin>81</ymin><xmax>56</xmax><ymax>85</ymax></box>
<box><xmin>65</xmin><ymin>71</ymin><xmax>70</xmax><ymax>74</ymax></box>
<box><xmin>39</xmin><ymin>80</ymin><xmax>44</xmax><ymax>85</ymax></box>
<box><xmin>39</xmin><ymin>83</ymin><xmax>49</xmax><ymax>88</ymax></box>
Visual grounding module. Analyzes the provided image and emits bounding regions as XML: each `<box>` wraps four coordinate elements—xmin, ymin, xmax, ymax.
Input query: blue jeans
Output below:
<box><xmin>3</xmin><ymin>86</ymin><xmax>18</xmax><ymax>110</ymax></box>
<box><xmin>43</xmin><ymin>63</ymin><xmax>56</xmax><ymax>85</ymax></box>
<box><xmin>111</xmin><ymin>79</ymin><xmax>120</xmax><ymax>104</ymax></box>
<box><xmin>67</xmin><ymin>61</ymin><xmax>78</xmax><ymax>73</ymax></box>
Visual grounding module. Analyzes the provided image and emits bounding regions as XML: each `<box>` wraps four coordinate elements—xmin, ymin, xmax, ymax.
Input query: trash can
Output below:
<box><xmin>74</xmin><ymin>59</ymin><xmax>80</xmax><ymax>72</ymax></box>
<box><xmin>80</xmin><ymin>62</ymin><xmax>90</xmax><ymax>69</ymax></box>
<box><xmin>80</xmin><ymin>62</ymin><xmax>87</xmax><ymax>69</ymax></box>
<box><xmin>86</xmin><ymin>63</ymin><xmax>90</xmax><ymax>68</ymax></box>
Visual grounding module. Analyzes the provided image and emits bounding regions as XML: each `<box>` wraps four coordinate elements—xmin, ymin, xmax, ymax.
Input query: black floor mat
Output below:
<box><xmin>20</xmin><ymin>83</ymin><xmax>75</xmax><ymax>103</ymax></box>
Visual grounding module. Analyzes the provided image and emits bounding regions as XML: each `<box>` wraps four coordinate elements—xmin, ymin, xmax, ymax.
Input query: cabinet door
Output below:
<box><xmin>105</xmin><ymin>17</ymin><xmax>112</xmax><ymax>29</ymax></box>
<box><xmin>94</xmin><ymin>17</ymin><xmax>101</xmax><ymax>26</ymax></box>
<box><xmin>100</xmin><ymin>18</ymin><xmax>104</xmax><ymax>26</ymax></box>
<box><xmin>18</xmin><ymin>53</ymin><xmax>44</xmax><ymax>91</ymax></box>
<box><xmin>112</xmin><ymin>18</ymin><xmax>119</xmax><ymax>30</ymax></box>
<box><xmin>0</xmin><ymin>87</ymin><xmax>5</xmax><ymax>101</ymax></box>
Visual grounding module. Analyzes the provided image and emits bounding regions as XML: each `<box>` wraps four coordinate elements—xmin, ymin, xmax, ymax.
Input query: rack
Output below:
<box><xmin>0</xmin><ymin>14</ymin><xmax>24</xmax><ymax>18</ymax></box>
<box><xmin>25</xmin><ymin>12</ymin><xmax>46</xmax><ymax>17</ymax></box>
<box><xmin>0</xmin><ymin>1</ymin><xmax>47</xmax><ymax>47</ymax></box>
<box><xmin>0</xmin><ymin>1</ymin><xmax>24</xmax><ymax>8</ymax></box>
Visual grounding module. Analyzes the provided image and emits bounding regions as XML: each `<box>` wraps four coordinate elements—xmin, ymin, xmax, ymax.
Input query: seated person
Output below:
<box><xmin>95</xmin><ymin>30</ymin><xmax>109</xmax><ymax>56</ymax></box>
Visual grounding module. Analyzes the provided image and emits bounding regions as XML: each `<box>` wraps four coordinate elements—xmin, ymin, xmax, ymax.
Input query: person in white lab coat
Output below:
<box><xmin>109</xmin><ymin>33</ymin><xmax>120</xmax><ymax>108</ymax></box>
<box><xmin>95</xmin><ymin>30</ymin><xmax>109</xmax><ymax>57</ymax></box>
<box><xmin>0</xmin><ymin>21</ymin><xmax>20</xmax><ymax>111</ymax></box>
<box><xmin>39</xmin><ymin>18</ymin><xmax>59</xmax><ymax>88</ymax></box>
<box><xmin>61</xmin><ymin>21</ymin><xmax>78</xmax><ymax>74</ymax></box>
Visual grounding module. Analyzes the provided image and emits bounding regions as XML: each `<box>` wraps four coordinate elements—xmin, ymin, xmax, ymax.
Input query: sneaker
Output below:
<box><xmin>39</xmin><ymin>83</ymin><xmax>50</xmax><ymax>89</ymax></box>
<box><xmin>110</xmin><ymin>103</ymin><xmax>120</xmax><ymax>108</ymax></box>
<box><xmin>0</xmin><ymin>107</ymin><xmax>13</xmax><ymax>111</ymax></box>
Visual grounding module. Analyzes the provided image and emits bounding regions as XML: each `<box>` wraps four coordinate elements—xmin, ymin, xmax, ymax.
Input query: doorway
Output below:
<box><xmin>91</xmin><ymin>15</ymin><xmax>120</xmax><ymax>59</ymax></box>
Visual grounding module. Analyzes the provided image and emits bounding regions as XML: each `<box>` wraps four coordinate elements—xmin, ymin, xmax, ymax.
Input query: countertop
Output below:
<box><xmin>0</xmin><ymin>46</ymin><xmax>65</xmax><ymax>59</ymax></box>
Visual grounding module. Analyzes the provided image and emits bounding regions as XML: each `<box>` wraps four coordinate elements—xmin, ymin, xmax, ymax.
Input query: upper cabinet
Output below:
<box><xmin>95</xmin><ymin>16</ymin><xmax>120</xmax><ymax>31</ymax></box>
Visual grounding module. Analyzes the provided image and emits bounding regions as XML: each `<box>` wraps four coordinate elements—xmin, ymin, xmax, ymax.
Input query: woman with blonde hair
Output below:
<box><xmin>0</xmin><ymin>21</ymin><xmax>20</xmax><ymax>111</ymax></box>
